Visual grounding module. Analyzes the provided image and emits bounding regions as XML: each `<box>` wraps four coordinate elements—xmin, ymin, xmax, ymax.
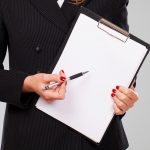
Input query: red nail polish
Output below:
<box><xmin>116</xmin><ymin>86</ymin><xmax>120</xmax><ymax>90</ymax></box>
<box><xmin>60</xmin><ymin>76</ymin><xmax>66</xmax><ymax>81</ymax></box>
<box><xmin>112</xmin><ymin>89</ymin><xmax>116</xmax><ymax>93</ymax></box>
<box><xmin>61</xmin><ymin>70</ymin><xmax>65</xmax><ymax>73</ymax></box>
<box><xmin>111</xmin><ymin>93</ymin><xmax>115</xmax><ymax>97</ymax></box>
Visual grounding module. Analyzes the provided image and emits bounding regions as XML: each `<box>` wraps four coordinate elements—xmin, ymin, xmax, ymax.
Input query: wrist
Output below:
<box><xmin>23</xmin><ymin>75</ymin><xmax>34</xmax><ymax>92</ymax></box>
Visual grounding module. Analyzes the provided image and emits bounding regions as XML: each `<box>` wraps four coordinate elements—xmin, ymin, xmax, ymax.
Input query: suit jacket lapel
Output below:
<box><xmin>30</xmin><ymin>0</ymin><xmax>69</xmax><ymax>33</ymax></box>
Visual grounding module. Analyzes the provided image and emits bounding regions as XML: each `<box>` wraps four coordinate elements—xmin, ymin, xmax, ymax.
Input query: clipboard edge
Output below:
<box><xmin>45</xmin><ymin>6</ymin><xmax>150</xmax><ymax>145</ymax></box>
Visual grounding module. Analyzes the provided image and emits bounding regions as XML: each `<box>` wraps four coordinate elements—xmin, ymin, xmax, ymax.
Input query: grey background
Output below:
<box><xmin>0</xmin><ymin>1</ymin><xmax>150</xmax><ymax>149</ymax></box>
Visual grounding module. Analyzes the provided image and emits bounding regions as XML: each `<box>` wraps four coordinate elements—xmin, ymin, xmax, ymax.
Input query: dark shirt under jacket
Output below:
<box><xmin>0</xmin><ymin>0</ymin><xmax>133</xmax><ymax>150</ymax></box>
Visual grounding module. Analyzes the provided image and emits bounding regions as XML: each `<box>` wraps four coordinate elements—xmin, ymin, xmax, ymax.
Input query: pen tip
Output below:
<box><xmin>83</xmin><ymin>71</ymin><xmax>89</xmax><ymax>75</ymax></box>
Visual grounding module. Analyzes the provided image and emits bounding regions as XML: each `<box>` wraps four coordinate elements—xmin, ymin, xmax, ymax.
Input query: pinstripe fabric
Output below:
<box><xmin>0</xmin><ymin>0</ymin><xmax>131</xmax><ymax>149</ymax></box>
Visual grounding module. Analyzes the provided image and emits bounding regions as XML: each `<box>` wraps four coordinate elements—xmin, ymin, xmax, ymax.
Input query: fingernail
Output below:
<box><xmin>112</xmin><ymin>89</ymin><xmax>116</xmax><ymax>93</ymax></box>
<box><xmin>111</xmin><ymin>93</ymin><xmax>115</xmax><ymax>97</ymax></box>
<box><xmin>116</xmin><ymin>86</ymin><xmax>120</xmax><ymax>90</ymax></box>
<box><xmin>60</xmin><ymin>76</ymin><xmax>66</xmax><ymax>81</ymax></box>
<box><xmin>61</xmin><ymin>70</ymin><xmax>65</xmax><ymax>73</ymax></box>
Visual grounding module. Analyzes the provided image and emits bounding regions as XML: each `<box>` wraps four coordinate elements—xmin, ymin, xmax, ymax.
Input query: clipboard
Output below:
<box><xmin>36</xmin><ymin>7</ymin><xmax>150</xmax><ymax>144</ymax></box>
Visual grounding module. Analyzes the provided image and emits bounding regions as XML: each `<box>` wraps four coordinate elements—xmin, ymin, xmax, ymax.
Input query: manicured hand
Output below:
<box><xmin>23</xmin><ymin>70</ymin><xmax>67</xmax><ymax>101</ymax></box>
<box><xmin>111</xmin><ymin>81</ymin><xmax>139</xmax><ymax>115</ymax></box>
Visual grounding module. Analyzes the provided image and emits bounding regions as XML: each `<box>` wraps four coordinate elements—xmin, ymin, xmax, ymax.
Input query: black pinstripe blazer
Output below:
<box><xmin>0</xmin><ymin>0</ymin><xmax>133</xmax><ymax>149</ymax></box>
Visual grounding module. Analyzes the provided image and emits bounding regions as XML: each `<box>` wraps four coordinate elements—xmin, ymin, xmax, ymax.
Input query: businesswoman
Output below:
<box><xmin>0</xmin><ymin>0</ymin><xmax>138</xmax><ymax>150</ymax></box>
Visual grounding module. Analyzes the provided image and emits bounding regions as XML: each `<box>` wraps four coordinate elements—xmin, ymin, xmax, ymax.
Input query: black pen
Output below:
<box><xmin>44</xmin><ymin>71</ymin><xmax>89</xmax><ymax>90</ymax></box>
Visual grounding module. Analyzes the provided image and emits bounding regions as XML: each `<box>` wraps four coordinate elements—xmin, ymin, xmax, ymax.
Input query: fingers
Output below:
<box><xmin>42</xmin><ymin>70</ymin><xmax>67</xmax><ymax>101</ymax></box>
<box><xmin>57</xmin><ymin>82</ymin><xmax>67</xmax><ymax>96</ymax></box>
<box><xmin>116</xmin><ymin>85</ymin><xmax>139</xmax><ymax>102</ymax></box>
<box><xmin>43</xmin><ymin>74</ymin><xmax>62</xmax><ymax>83</ymax></box>
<box><xmin>43</xmin><ymin>82</ymin><xmax>66</xmax><ymax>100</ymax></box>
<box><xmin>43</xmin><ymin>69</ymin><xmax>67</xmax><ymax>83</ymax></box>
<box><xmin>59</xmin><ymin>69</ymin><xmax>67</xmax><ymax>85</ymax></box>
<box><xmin>59</xmin><ymin>69</ymin><xmax>66</xmax><ymax>78</ymax></box>
<box><xmin>113</xmin><ymin>103</ymin><xmax>125</xmax><ymax>115</ymax></box>
<box><xmin>111</xmin><ymin>93</ymin><xmax>128</xmax><ymax>112</ymax></box>
<box><xmin>111</xmin><ymin>85</ymin><xmax>139</xmax><ymax>115</ymax></box>
<box><xmin>112</xmin><ymin>89</ymin><xmax>133</xmax><ymax>108</ymax></box>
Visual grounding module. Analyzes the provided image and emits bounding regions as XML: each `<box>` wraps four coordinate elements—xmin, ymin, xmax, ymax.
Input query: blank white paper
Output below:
<box><xmin>36</xmin><ymin>14</ymin><xmax>148</xmax><ymax>143</ymax></box>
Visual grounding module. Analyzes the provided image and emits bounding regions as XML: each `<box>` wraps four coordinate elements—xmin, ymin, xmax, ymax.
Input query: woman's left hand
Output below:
<box><xmin>111</xmin><ymin>81</ymin><xmax>139</xmax><ymax>115</ymax></box>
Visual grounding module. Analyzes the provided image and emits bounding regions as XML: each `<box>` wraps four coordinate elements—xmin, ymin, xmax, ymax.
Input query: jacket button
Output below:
<box><xmin>35</xmin><ymin>46</ymin><xmax>41</xmax><ymax>53</ymax></box>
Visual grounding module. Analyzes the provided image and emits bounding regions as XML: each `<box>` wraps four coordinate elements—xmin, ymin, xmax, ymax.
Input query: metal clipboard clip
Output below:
<box><xmin>97</xmin><ymin>18</ymin><xmax>130</xmax><ymax>43</ymax></box>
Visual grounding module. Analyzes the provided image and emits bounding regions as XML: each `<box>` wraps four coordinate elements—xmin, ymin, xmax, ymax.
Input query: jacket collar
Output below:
<box><xmin>30</xmin><ymin>0</ymin><xmax>69</xmax><ymax>33</ymax></box>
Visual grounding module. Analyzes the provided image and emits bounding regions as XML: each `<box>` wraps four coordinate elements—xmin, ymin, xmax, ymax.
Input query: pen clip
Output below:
<box><xmin>97</xmin><ymin>18</ymin><xmax>130</xmax><ymax>43</ymax></box>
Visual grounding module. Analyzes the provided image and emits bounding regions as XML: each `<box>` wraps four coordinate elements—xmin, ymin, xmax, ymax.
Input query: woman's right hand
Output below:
<box><xmin>22</xmin><ymin>70</ymin><xmax>67</xmax><ymax>101</ymax></box>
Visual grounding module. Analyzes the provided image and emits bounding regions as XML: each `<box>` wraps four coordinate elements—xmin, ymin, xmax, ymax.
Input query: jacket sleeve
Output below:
<box><xmin>112</xmin><ymin>0</ymin><xmax>129</xmax><ymax>31</ymax></box>
<box><xmin>0</xmin><ymin>7</ymin><xmax>38</xmax><ymax>109</ymax></box>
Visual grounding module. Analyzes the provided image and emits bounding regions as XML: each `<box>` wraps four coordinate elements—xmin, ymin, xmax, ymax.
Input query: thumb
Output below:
<box><xmin>57</xmin><ymin>82</ymin><xmax>66</xmax><ymax>96</ymax></box>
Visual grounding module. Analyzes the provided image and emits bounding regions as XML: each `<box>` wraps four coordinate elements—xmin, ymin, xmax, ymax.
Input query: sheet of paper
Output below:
<box><xmin>36</xmin><ymin>14</ymin><xmax>147</xmax><ymax>143</ymax></box>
